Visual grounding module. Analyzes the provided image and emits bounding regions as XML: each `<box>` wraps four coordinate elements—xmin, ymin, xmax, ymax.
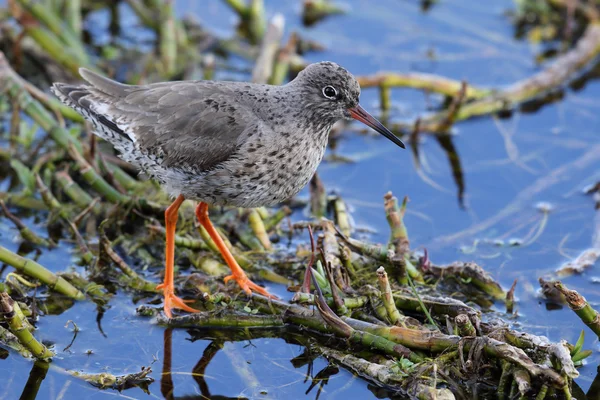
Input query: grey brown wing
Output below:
<box><xmin>54</xmin><ymin>69</ymin><xmax>254</xmax><ymax>172</ymax></box>
<box><xmin>115</xmin><ymin>82</ymin><xmax>256</xmax><ymax>171</ymax></box>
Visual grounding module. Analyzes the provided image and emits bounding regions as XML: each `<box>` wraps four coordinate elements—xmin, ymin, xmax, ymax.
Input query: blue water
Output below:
<box><xmin>1</xmin><ymin>0</ymin><xmax>600</xmax><ymax>398</ymax></box>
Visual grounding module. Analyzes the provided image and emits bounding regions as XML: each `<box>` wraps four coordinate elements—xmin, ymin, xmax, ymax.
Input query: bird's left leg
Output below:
<box><xmin>195</xmin><ymin>202</ymin><xmax>276</xmax><ymax>298</ymax></box>
<box><xmin>157</xmin><ymin>194</ymin><xmax>200</xmax><ymax>318</ymax></box>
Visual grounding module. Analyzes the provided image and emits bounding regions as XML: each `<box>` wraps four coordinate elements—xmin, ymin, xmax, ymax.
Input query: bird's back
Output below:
<box><xmin>52</xmin><ymin>69</ymin><xmax>332</xmax><ymax>207</ymax></box>
<box><xmin>52</xmin><ymin>69</ymin><xmax>261</xmax><ymax>173</ymax></box>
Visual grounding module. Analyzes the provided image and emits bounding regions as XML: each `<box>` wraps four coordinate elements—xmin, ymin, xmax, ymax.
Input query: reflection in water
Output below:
<box><xmin>19</xmin><ymin>361</ymin><xmax>49</xmax><ymax>400</ymax></box>
<box><xmin>161</xmin><ymin>328</ymin><xmax>248</xmax><ymax>400</ymax></box>
<box><xmin>436</xmin><ymin>135</ymin><xmax>465</xmax><ymax>208</ymax></box>
<box><xmin>304</xmin><ymin>364</ymin><xmax>339</xmax><ymax>400</ymax></box>
<box><xmin>290</xmin><ymin>347</ymin><xmax>318</xmax><ymax>384</ymax></box>
<box><xmin>192</xmin><ymin>340</ymin><xmax>225</xmax><ymax>398</ymax></box>
<box><xmin>157</xmin><ymin>328</ymin><xmax>402</xmax><ymax>400</ymax></box>
<box><xmin>410</xmin><ymin>126</ymin><xmax>465</xmax><ymax>208</ymax></box>
<box><xmin>290</xmin><ymin>347</ymin><xmax>336</xmax><ymax>400</ymax></box>
<box><xmin>161</xmin><ymin>329</ymin><xmax>174</xmax><ymax>399</ymax></box>
<box><xmin>571</xmin><ymin>60</ymin><xmax>600</xmax><ymax>93</ymax></box>
<box><xmin>95</xmin><ymin>307</ymin><xmax>108</xmax><ymax>338</ymax></box>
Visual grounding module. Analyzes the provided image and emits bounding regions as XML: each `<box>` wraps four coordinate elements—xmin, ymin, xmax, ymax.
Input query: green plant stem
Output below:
<box><xmin>536</xmin><ymin>385</ymin><xmax>549</xmax><ymax>400</ymax></box>
<box><xmin>0</xmin><ymin>324</ymin><xmax>32</xmax><ymax>358</ymax></box>
<box><xmin>333</xmin><ymin>197</ymin><xmax>351</xmax><ymax>237</ymax></box>
<box><xmin>405</xmin><ymin>275</ymin><xmax>439</xmax><ymax>330</ymax></box>
<box><xmin>247</xmin><ymin>0</ymin><xmax>265</xmax><ymax>43</ymax></box>
<box><xmin>248</xmin><ymin>208</ymin><xmax>272</xmax><ymax>250</ymax></box>
<box><xmin>553</xmin><ymin>281</ymin><xmax>600</xmax><ymax>339</ymax></box>
<box><xmin>292</xmin><ymin>292</ymin><xmax>367</xmax><ymax>309</ymax></box>
<box><xmin>193</xmin><ymin>256</ymin><xmax>229</xmax><ymax>276</ymax></box>
<box><xmin>125</xmin><ymin>0</ymin><xmax>158</xmax><ymax>29</ymax></box>
<box><xmin>498</xmin><ymin>360</ymin><xmax>513</xmax><ymax>399</ymax></box>
<box><xmin>255</xmin><ymin>296</ymin><xmax>458</xmax><ymax>352</ymax></box>
<box><xmin>0</xmin><ymin>246</ymin><xmax>84</xmax><ymax>299</ymax></box>
<box><xmin>0</xmin><ymin>53</ymin><xmax>83</xmax><ymax>152</ymax></box>
<box><xmin>263</xmin><ymin>206</ymin><xmax>291</xmax><ymax>230</ymax></box>
<box><xmin>0</xmin><ymin>192</ymin><xmax>46</xmax><ymax>211</ymax></box>
<box><xmin>11</xmin><ymin>300</ymin><xmax>34</xmax><ymax>333</ymax></box>
<box><xmin>59</xmin><ymin>273</ymin><xmax>112</xmax><ymax>305</ymax></box>
<box><xmin>0</xmin><ymin>200</ymin><xmax>54</xmax><ymax>247</ymax></box>
<box><xmin>392</xmin><ymin>23</ymin><xmax>600</xmax><ymax>135</ymax></box>
<box><xmin>455</xmin><ymin>314</ymin><xmax>476</xmax><ymax>336</ymax></box>
<box><xmin>159</xmin><ymin>311</ymin><xmax>283</xmax><ymax>328</ymax></box>
<box><xmin>357</xmin><ymin>72</ymin><xmax>489</xmax><ymax>99</ymax></box>
<box><xmin>34</xmin><ymin>174</ymin><xmax>69</xmax><ymax>219</ymax></box>
<box><xmin>394</xmin><ymin>289</ymin><xmax>476</xmax><ymax>317</ymax></box>
<box><xmin>252</xmin><ymin>13</ymin><xmax>284</xmax><ymax>84</ymax></box>
<box><xmin>68</xmin><ymin>145</ymin><xmax>127</xmax><ymax>203</ymax></box>
<box><xmin>309</xmin><ymin>172</ymin><xmax>327</xmax><ymax>218</ymax></box>
<box><xmin>149</xmin><ymin>224</ymin><xmax>209</xmax><ymax>250</ymax></box>
<box><xmin>105</xmin><ymin>162</ymin><xmax>141</xmax><ymax>191</ymax></box>
<box><xmin>55</xmin><ymin>170</ymin><xmax>100</xmax><ymax>213</ymax></box>
<box><xmin>376</xmin><ymin>266</ymin><xmax>405</xmax><ymax>326</ymax></box>
<box><xmin>0</xmin><ymin>293</ymin><xmax>54</xmax><ymax>360</ymax></box>
<box><xmin>16</xmin><ymin>0</ymin><xmax>88</xmax><ymax>63</ymax></box>
<box><xmin>302</xmin><ymin>0</ymin><xmax>347</xmax><ymax>26</ymax></box>
<box><xmin>100</xmin><ymin>227</ymin><xmax>159</xmax><ymax>293</ymax></box>
<box><xmin>66</xmin><ymin>0</ymin><xmax>82</xmax><ymax>39</ymax></box>
<box><xmin>513</xmin><ymin>368</ymin><xmax>531</xmax><ymax>397</ymax></box>
<box><xmin>224</xmin><ymin>0</ymin><xmax>248</xmax><ymax>16</ymax></box>
<box><xmin>22</xmin><ymin>26</ymin><xmax>87</xmax><ymax>76</ymax></box>
<box><xmin>379</xmin><ymin>85</ymin><xmax>391</xmax><ymax>112</ymax></box>
<box><xmin>159</xmin><ymin>0</ymin><xmax>177</xmax><ymax>77</ymax></box>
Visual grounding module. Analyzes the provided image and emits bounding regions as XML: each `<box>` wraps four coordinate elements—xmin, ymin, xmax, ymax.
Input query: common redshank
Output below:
<box><xmin>51</xmin><ymin>62</ymin><xmax>405</xmax><ymax>318</ymax></box>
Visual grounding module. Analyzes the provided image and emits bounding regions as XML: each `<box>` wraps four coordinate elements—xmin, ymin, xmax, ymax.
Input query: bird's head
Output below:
<box><xmin>291</xmin><ymin>61</ymin><xmax>405</xmax><ymax>148</ymax></box>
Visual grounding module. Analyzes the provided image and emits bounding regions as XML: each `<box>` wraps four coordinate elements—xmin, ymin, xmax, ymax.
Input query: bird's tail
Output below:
<box><xmin>51</xmin><ymin>69</ymin><xmax>134</xmax><ymax>152</ymax></box>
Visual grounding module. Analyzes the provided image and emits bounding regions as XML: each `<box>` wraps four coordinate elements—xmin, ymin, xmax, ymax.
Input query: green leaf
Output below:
<box><xmin>68</xmin><ymin>125</ymin><xmax>82</xmax><ymax>138</ymax></box>
<box><xmin>10</xmin><ymin>160</ymin><xmax>35</xmax><ymax>194</ymax></box>
<box><xmin>101</xmin><ymin>45</ymin><xmax>120</xmax><ymax>60</ymax></box>
<box><xmin>18</xmin><ymin>121</ymin><xmax>38</xmax><ymax>148</ymax></box>
<box><xmin>571</xmin><ymin>349</ymin><xmax>592</xmax><ymax>363</ymax></box>
<box><xmin>316</xmin><ymin>259</ymin><xmax>326</xmax><ymax>277</ymax></box>
<box><xmin>311</xmin><ymin>262</ymin><xmax>331</xmax><ymax>294</ymax></box>
<box><xmin>571</xmin><ymin>330</ymin><xmax>585</xmax><ymax>356</ymax></box>
<box><xmin>243</xmin><ymin>306</ymin><xmax>252</xmax><ymax>313</ymax></box>
<box><xmin>395</xmin><ymin>357</ymin><xmax>415</xmax><ymax>372</ymax></box>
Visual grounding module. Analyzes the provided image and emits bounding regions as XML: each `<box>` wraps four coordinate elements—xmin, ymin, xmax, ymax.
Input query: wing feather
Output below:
<box><xmin>55</xmin><ymin>70</ymin><xmax>257</xmax><ymax>172</ymax></box>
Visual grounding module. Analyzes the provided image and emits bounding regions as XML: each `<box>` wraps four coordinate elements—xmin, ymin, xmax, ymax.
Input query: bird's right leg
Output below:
<box><xmin>157</xmin><ymin>194</ymin><xmax>199</xmax><ymax>318</ymax></box>
<box><xmin>195</xmin><ymin>202</ymin><xmax>276</xmax><ymax>298</ymax></box>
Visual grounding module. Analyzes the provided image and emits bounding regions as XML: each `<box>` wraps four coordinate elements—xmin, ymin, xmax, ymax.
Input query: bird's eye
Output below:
<box><xmin>322</xmin><ymin>86</ymin><xmax>337</xmax><ymax>99</ymax></box>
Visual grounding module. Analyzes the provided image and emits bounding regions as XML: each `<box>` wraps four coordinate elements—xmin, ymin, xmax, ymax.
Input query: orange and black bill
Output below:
<box><xmin>349</xmin><ymin>105</ymin><xmax>405</xmax><ymax>149</ymax></box>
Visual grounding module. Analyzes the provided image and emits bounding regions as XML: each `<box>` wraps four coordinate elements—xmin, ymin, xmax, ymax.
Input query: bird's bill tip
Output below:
<box><xmin>349</xmin><ymin>105</ymin><xmax>405</xmax><ymax>149</ymax></box>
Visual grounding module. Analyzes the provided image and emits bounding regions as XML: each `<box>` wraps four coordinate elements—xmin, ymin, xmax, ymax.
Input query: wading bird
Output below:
<box><xmin>52</xmin><ymin>62</ymin><xmax>404</xmax><ymax>318</ymax></box>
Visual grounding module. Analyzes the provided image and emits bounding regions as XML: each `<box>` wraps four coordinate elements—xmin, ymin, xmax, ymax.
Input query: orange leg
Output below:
<box><xmin>157</xmin><ymin>194</ymin><xmax>199</xmax><ymax>318</ymax></box>
<box><xmin>195</xmin><ymin>202</ymin><xmax>276</xmax><ymax>298</ymax></box>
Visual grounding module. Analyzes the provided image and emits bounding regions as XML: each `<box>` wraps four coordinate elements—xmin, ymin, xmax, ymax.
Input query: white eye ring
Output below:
<box><xmin>322</xmin><ymin>86</ymin><xmax>337</xmax><ymax>99</ymax></box>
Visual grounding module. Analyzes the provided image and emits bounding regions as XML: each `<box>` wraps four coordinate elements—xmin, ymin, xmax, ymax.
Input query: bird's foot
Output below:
<box><xmin>158</xmin><ymin>285</ymin><xmax>199</xmax><ymax>319</ymax></box>
<box><xmin>224</xmin><ymin>273</ymin><xmax>277</xmax><ymax>298</ymax></box>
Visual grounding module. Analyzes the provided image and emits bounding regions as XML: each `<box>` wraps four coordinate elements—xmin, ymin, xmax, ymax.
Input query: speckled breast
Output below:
<box><xmin>181</xmin><ymin>126</ymin><xmax>330</xmax><ymax>208</ymax></box>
